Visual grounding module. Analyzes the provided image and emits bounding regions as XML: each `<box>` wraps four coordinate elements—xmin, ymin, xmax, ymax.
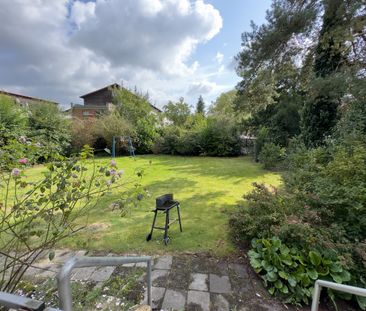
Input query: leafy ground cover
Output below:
<box><xmin>24</xmin><ymin>155</ymin><xmax>280</xmax><ymax>255</ymax></box>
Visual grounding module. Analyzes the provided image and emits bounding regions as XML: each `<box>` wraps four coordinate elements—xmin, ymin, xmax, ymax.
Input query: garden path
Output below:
<box><xmin>23</xmin><ymin>250</ymin><xmax>298</xmax><ymax>311</ymax></box>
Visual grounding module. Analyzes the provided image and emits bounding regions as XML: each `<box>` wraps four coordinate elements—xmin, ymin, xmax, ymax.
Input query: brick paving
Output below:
<box><xmin>20</xmin><ymin>250</ymin><xmax>295</xmax><ymax>311</ymax></box>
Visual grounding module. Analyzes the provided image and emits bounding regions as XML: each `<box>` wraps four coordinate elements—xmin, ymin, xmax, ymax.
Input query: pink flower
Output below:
<box><xmin>18</xmin><ymin>158</ymin><xmax>28</xmax><ymax>165</ymax></box>
<box><xmin>109</xmin><ymin>169</ymin><xmax>116</xmax><ymax>176</ymax></box>
<box><xmin>110</xmin><ymin>160</ymin><xmax>117</xmax><ymax>167</ymax></box>
<box><xmin>11</xmin><ymin>168</ymin><xmax>21</xmax><ymax>177</ymax></box>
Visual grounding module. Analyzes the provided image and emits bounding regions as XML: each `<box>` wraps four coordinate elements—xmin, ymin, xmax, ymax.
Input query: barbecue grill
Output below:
<box><xmin>146</xmin><ymin>194</ymin><xmax>182</xmax><ymax>245</ymax></box>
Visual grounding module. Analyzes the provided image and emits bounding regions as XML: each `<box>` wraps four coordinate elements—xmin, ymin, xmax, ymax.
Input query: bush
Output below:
<box><xmin>249</xmin><ymin>237</ymin><xmax>351</xmax><ymax>305</ymax></box>
<box><xmin>0</xmin><ymin>95</ymin><xmax>27</xmax><ymax>144</ymax></box>
<box><xmin>258</xmin><ymin>142</ymin><xmax>285</xmax><ymax>169</ymax></box>
<box><xmin>200</xmin><ymin>117</ymin><xmax>241</xmax><ymax>156</ymax></box>
<box><xmin>28</xmin><ymin>102</ymin><xmax>71</xmax><ymax>154</ymax></box>
<box><xmin>176</xmin><ymin>130</ymin><xmax>202</xmax><ymax>155</ymax></box>
<box><xmin>229</xmin><ymin>183</ymin><xmax>289</xmax><ymax>245</ymax></box>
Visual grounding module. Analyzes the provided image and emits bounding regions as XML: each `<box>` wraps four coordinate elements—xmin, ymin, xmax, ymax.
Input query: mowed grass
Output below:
<box><xmin>25</xmin><ymin>155</ymin><xmax>281</xmax><ymax>255</ymax></box>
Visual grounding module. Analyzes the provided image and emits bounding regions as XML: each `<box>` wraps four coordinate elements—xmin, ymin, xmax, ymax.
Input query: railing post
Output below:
<box><xmin>311</xmin><ymin>281</ymin><xmax>321</xmax><ymax>311</ymax></box>
<box><xmin>147</xmin><ymin>259</ymin><xmax>152</xmax><ymax>306</ymax></box>
<box><xmin>57</xmin><ymin>257</ymin><xmax>77</xmax><ymax>311</ymax></box>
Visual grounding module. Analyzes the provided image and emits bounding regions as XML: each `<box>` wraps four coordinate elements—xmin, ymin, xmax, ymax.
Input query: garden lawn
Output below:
<box><xmin>33</xmin><ymin>155</ymin><xmax>281</xmax><ymax>255</ymax></box>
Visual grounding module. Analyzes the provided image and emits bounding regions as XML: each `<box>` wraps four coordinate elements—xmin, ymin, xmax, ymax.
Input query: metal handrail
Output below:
<box><xmin>311</xmin><ymin>279</ymin><xmax>366</xmax><ymax>311</ymax></box>
<box><xmin>57</xmin><ymin>256</ymin><xmax>152</xmax><ymax>311</ymax></box>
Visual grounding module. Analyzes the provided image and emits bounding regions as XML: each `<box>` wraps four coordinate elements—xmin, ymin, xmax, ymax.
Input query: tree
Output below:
<box><xmin>95</xmin><ymin>112</ymin><xmax>135</xmax><ymax>150</ymax></box>
<box><xmin>163</xmin><ymin>98</ymin><xmax>191</xmax><ymax>127</ymax></box>
<box><xmin>113</xmin><ymin>87</ymin><xmax>158</xmax><ymax>153</ymax></box>
<box><xmin>0</xmin><ymin>95</ymin><xmax>27</xmax><ymax>144</ymax></box>
<box><xmin>301</xmin><ymin>0</ymin><xmax>348</xmax><ymax>146</ymax></box>
<box><xmin>209</xmin><ymin>90</ymin><xmax>237</xmax><ymax>117</ymax></box>
<box><xmin>235</xmin><ymin>0</ymin><xmax>365</xmax><ymax>147</ymax></box>
<box><xmin>196</xmin><ymin>95</ymin><xmax>205</xmax><ymax>115</ymax></box>
<box><xmin>28</xmin><ymin>102</ymin><xmax>71</xmax><ymax>154</ymax></box>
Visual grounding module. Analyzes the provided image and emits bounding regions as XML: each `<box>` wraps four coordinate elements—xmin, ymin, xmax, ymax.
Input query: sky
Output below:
<box><xmin>0</xmin><ymin>0</ymin><xmax>272</xmax><ymax>109</ymax></box>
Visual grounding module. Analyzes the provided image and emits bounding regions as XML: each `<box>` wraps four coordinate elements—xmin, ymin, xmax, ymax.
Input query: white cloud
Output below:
<box><xmin>0</xmin><ymin>0</ymin><xmax>224</xmax><ymax>107</ymax></box>
<box><xmin>215</xmin><ymin>52</ymin><xmax>224</xmax><ymax>64</ymax></box>
<box><xmin>187</xmin><ymin>80</ymin><xmax>218</xmax><ymax>96</ymax></box>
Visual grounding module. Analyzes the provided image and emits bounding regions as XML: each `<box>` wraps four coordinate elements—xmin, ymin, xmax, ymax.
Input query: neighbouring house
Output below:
<box><xmin>67</xmin><ymin>83</ymin><xmax>161</xmax><ymax>120</ymax></box>
<box><xmin>0</xmin><ymin>90</ymin><xmax>59</xmax><ymax>107</ymax></box>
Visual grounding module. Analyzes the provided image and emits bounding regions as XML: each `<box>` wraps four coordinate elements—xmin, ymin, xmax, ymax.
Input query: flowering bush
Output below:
<box><xmin>0</xmin><ymin>138</ymin><xmax>144</xmax><ymax>292</ymax></box>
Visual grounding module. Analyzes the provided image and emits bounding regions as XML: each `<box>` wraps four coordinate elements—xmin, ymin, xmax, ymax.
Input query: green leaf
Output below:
<box><xmin>356</xmin><ymin>296</ymin><xmax>366</xmax><ymax>310</ymax></box>
<box><xmin>288</xmin><ymin>276</ymin><xmax>297</xmax><ymax>287</ymax></box>
<box><xmin>275</xmin><ymin>280</ymin><xmax>283</xmax><ymax>289</ymax></box>
<box><xmin>330</xmin><ymin>263</ymin><xmax>342</xmax><ymax>273</ymax></box>
<box><xmin>279</xmin><ymin>271</ymin><xmax>289</xmax><ymax>280</ymax></box>
<box><xmin>250</xmin><ymin>258</ymin><xmax>262</xmax><ymax>269</ymax></box>
<box><xmin>248</xmin><ymin>250</ymin><xmax>261</xmax><ymax>259</ymax></box>
<box><xmin>48</xmin><ymin>250</ymin><xmax>55</xmax><ymax>261</ymax></box>
<box><xmin>307</xmin><ymin>269</ymin><xmax>318</xmax><ymax>280</ymax></box>
<box><xmin>281</xmin><ymin>285</ymin><xmax>289</xmax><ymax>294</ymax></box>
<box><xmin>266</xmin><ymin>271</ymin><xmax>278</xmax><ymax>282</ymax></box>
<box><xmin>309</xmin><ymin>251</ymin><xmax>322</xmax><ymax>266</ymax></box>
<box><xmin>269</xmin><ymin>287</ymin><xmax>275</xmax><ymax>295</ymax></box>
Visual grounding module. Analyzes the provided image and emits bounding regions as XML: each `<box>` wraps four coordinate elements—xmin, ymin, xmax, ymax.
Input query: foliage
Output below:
<box><xmin>163</xmin><ymin>98</ymin><xmax>191</xmax><ymax>127</ymax></box>
<box><xmin>195</xmin><ymin>95</ymin><xmax>205</xmax><ymax>115</ymax></box>
<box><xmin>229</xmin><ymin>183</ymin><xmax>289</xmax><ymax>245</ymax></box>
<box><xmin>200</xmin><ymin>117</ymin><xmax>241</xmax><ymax>157</ymax></box>
<box><xmin>258</xmin><ymin>142</ymin><xmax>285</xmax><ymax>169</ymax></box>
<box><xmin>0</xmin><ymin>95</ymin><xmax>28</xmax><ymax>144</ymax></box>
<box><xmin>209</xmin><ymin>90</ymin><xmax>238</xmax><ymax>117</ymax></box>
<box><xmin>95</xmin><ymin>112</ymin><xmax>135</xmax><ymax>150</ymax></box>
<box><xmin>28</xmin><ymin>102</ymin><xmax>71</xmax><ymax>154</ymax></box>
<box><xmin>113</xmin><ymin>87</ymin><xmax>158</xmax><ymax>153</ymax></box>
<box><xmin>154</xmin><ymin>115</ymin><xmax>241</xmax><ymax>157</ymax></box>
<box><xmin>249</xmin><ymin>237</ymin><xmax>351</xmax><ymax>305</ymax></box>
<box><xmin>285</xmin><ymin>139</ymin><xmax>366</xmax><ymax>240</ymax></box>
<box><xmin>70</xmin><ymin>119</ymin><xmax>98</xmax><ymax>152</ymax></box>
<box><xmin>253</xmin><ymin>127</ymin><xmax>270</xmax><ymax>161</ymax></box>
<box><xmin>0</xmin><ymin>139</ymin><xmax>144</xmax><ymax>292</ymax></box>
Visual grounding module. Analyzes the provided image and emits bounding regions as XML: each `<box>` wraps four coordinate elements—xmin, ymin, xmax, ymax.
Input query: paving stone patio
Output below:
<box><xmin>19</xmin><ymin>250</ymin><xmax>301</xmax><ymax>310</ymax></box>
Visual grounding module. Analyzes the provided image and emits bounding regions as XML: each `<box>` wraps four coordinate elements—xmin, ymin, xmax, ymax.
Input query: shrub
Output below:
<box><xmin>229</xmin><ymin>183</ymin><xmax>289</xmax><ymax>245</ymax></box>
<box><xmin>28</xmin><ymin>102</ymin><xmax>71</xmax><ymax>154</ymax></box>
<box><xmin>249</xmin><ymin>237</ymin><xmax>351</xmax><ymax>305</ymax></box>
<box><xmin>0</xmin><ymin>95</ymin><xmax>27</xmax><ymax>144</ymax></box>
<box><xmin>176</xmin><ymin>130</ymin><xmax>202</xmax><ymax>155</ymax></box>
<box><xmin>200</xmin><ymin>117</ymin><xmax>241</xmax><ymax>156</ymax></box>
<box><xmin>258</xmin><ymin>142</ymin><xmax>285</xmax><ymax>169</ymax></box>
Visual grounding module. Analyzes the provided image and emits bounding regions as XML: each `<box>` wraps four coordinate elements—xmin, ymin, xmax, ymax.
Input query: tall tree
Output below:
<box><xmin>163</xmin><ymin>97</ymin><xmax>191</xmax><ymax>126</ymax></box>
<box><xmin>196</xmin><ymin>95</ymin><xmax>205</xmax><ymax>115</ymax></box>
<box><xmin>234</xmin><ymin>0</ymin><xmax>365</xmax><ymax>146</ymax></box>
<box><xmin>301</xmin><ymin>0</ymin><xmax>348</xmax><ymax>146</ymax></box>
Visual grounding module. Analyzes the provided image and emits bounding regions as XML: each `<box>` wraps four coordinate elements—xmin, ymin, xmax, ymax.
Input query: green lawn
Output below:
<box><xmin>28</xmin><ymin>155</ymin><xmax>281</xmax><ymax>255</ymax></box>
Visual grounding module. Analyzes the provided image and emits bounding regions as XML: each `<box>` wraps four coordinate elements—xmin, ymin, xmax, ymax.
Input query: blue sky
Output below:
<box><xmin>0</xmin><ymin>0</ymin><xmax>272</xmax><ymax>108</ymax></box>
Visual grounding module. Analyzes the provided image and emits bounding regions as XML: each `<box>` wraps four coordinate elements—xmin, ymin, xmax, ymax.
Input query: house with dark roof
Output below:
<box><xmin>0</xmin><ymin>90</ymin><xmax>59</xmax><ymax>107</ymax></box>
<box><xmin>67</xmin><ymin>83</ymin><xmax>161</xmax><ymax>119</ymax></box>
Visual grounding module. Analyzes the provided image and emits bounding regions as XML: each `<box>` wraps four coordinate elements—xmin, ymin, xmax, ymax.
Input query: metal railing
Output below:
<box><xmin>57</xmin><ymin>256</ymin><xmax>152</xmax><ymax>311</ymax></box>
<box><xmin>0</xmin><ymin>255</ymin><xmax>152</xmax><ymax>311</ymax></box>
<box><xmin>311</xmin><ymin>279</ymin><xmax>366</xmax><ymax>311</ymax></box>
